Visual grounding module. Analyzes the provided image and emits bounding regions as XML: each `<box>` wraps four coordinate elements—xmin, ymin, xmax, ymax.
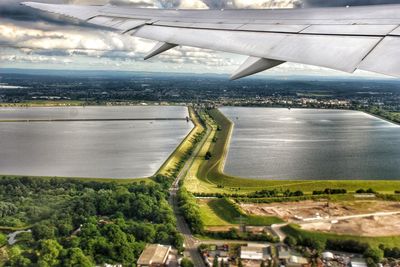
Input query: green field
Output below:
<box><xmin>197</xmin><ymin>198</ymin><xmax>283</xmax><ymax>227</ymax></box>
<box><xmin>184</xmin><ymin>108</ymin><xmax>400</xmax><ymax>195</ymax></box>
<box><xmin>282</xmin><ymin>224</ymin><xmax>400</xmax><ymax>249</ymax></box>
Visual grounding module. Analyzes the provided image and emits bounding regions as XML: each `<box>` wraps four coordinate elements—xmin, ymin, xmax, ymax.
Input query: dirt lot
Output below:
<box><xmin>301</xmin><ymin>214</ymin><xmax>400</xmax><ymax>236</ymax></box>
<box><xmin>240</xmin><ymin>200</ymin><xmax>400</xmax><ymax>236</ymax></box>
<box><xmin>240</xmin><ymin>200</ymin><xmax>400</xmax><ymax>220</ymax></box>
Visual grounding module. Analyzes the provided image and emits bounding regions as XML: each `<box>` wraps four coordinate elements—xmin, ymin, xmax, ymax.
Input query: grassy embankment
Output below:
<box><xmin>155</xmin><ymin>106</ymin><xmax>205</xmax><ymax>178</ymax></box>
<box><xmin>184</xmin><ymin>108</ymin><xmax>400</xmax><ymax>194</ymax></box>
<box><xmin>197</xmin><ymin>198</ymin><xmax>283</xmax><ymax>228</ymax></box>
<box><xmin>362</xmin><ymin>106</ymin><xmax>400</xmax><ymax>125</ymax></box>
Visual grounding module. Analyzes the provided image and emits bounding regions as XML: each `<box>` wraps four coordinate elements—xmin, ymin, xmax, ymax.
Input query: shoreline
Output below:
<box><xmin>361</xmin><ymin>110</ymin><xmax>400</xmax><ymax>126</ymax></box>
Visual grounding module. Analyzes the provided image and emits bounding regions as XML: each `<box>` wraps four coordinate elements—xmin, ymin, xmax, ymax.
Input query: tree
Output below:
<box><xmin>181</xmin><ymin>258</ymin><xmax>194</xmax><ymax>267</ymax></box>
<box><xmin>61</xmin><ymin>248</ymin><xmax>92</xmax><ymax>267</ymax></box>
<box><xmin>10</xmin><ymin>255</ymin><xmax>31</xmax><ymax>267</ymax></box>
<box><xmin>238</xmin><ymin>259</ymin><xmax>243</xmax><ymax>267</ymax></box>
<box><xmin>213</xmin><ymin>256</ymin><xmax>219</xmax><ymax>267</ymax></box>
<box><xmin>284</xmin><ymin>236</ymin><xmax>297</xmax><ymax>247</ymax></box>
<box><xmin>8</xmin><ymin>246</ymin><xmax>31</xmax><ymax>267</ymax></box>
<box><xmin>32</xmin><ymin>223</ymin><xmax>56</xmax><ymax>240</ymax></box>
<box><xmin>364</xmin><ymin>247</ymin><xmax>383</xmax><ymax>263</ymax></box>
<box><xmin>37</xmin><ymin>239</ymin><xmax>63</xmax><ymax>267</ymax></box>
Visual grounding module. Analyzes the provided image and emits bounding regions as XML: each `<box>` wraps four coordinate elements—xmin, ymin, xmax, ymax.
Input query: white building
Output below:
<box><xmin>322</xmin><ymin>252</ymin><xmax>334</xmax><ymax>260</ymax></box>
<box><xmin>240</xmin><ymin>244</ymin><xmax>271</xmax><ymax>261</ymax></box>
<box><xmin>350</xmin><ymin>258</ymin><xmax>368</xmax><ymax>267</ymax></box>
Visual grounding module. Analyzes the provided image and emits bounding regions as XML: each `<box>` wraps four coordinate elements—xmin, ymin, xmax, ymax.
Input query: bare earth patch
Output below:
<box><xmin>240</xmin><ymin>200</ymin><xmax>400</xmax><ymax>236</ymax></box>
<box><xmin>301</xmin><ymin>214</ymin><xmax>400</xmax><ymax>236</ymax></box>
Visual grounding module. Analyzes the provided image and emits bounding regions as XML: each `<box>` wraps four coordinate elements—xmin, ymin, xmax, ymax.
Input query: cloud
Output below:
<box><xmin>179</xmin><ymin>0</ymin><xmax>209</xmax><ymax>9</ymax></box>
<box><xmin>232</xmin><ymin>0</ymin><xmax>301</xmax><ymax>8</ymax></box>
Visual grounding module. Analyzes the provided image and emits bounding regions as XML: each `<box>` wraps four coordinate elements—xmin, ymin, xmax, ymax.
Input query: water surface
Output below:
<box><xmin>0</xmin><ymin>106</ymin><xmax>192</xmax><ymax>178</ymax></box>
<box><xmin>221</xmin><ymin>107</ymin><xmax>400</xmax><ymax>180</ymax></box>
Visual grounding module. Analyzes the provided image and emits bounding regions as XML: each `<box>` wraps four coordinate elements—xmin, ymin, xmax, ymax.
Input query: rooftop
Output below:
<box><xmin>137</xmin><ymin>244</ymin><xmax>171</xmax><ymax>266</ymax></box>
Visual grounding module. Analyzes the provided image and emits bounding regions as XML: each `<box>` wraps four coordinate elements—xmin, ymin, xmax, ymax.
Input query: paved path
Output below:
<box><xmin>168</xmin><ymin>119</ymin><xmax>211</xmax><ymax>267</ymax></box>
<box><xmin>271</xmin><ymin>223</ymin><xmax>288</xmax><ymax>242</ymax></box>
<box><xmin>7</xmin><ymin>229</ymin><xmax>31</xmax><ymax>245</ymax></box>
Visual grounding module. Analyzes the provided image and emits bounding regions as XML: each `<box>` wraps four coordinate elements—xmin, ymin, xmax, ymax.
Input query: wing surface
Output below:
<box><xmin>22</xmin><ymin>2</ymin><xmax>400</xmax><ymax>78</ymax></box>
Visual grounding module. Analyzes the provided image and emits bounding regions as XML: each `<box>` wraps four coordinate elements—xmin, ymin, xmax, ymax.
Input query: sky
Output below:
<box><xmin>0</xmin><ymin>0</ymin><xmax>399</xmax><ymax>77</ymax></box>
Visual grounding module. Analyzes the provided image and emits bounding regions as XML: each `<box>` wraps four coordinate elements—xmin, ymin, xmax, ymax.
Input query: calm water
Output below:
<box><xmin>0</xmin><ymin>106</ymin><xmax>192</xmax><ymax>178</ymax></box>
<box><xmin>221</xmin><ymin>107</ymin><xmax>400</xmax><ymax>180</ymax></box>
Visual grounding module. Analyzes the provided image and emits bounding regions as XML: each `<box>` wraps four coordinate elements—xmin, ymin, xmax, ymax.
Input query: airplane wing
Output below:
<box><xmin>22</xmin><ymin>2</ymin><xmax>400</xmax><ymax>79</ymax></box>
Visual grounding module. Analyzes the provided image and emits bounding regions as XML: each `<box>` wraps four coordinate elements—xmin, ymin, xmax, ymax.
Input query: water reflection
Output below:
<box><xmin>221</xmin><ymin>107</ymin><xmax>400</xmax><ymax>180</ymax></box>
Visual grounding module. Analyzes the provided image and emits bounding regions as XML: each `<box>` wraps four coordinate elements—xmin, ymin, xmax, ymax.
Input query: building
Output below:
<box><xmin>137</xmin><ymin>244</ymin><xmax>172</xmax><ymax>267</ymax></box>
<box><xmin>286</xmin><ymin>255</ymin><xmax>309</xmax><ymax>267</ymax></box>
<box><xmin>321</xmin><ymin>252</ymin><xmax>334</xmax><ymax>261</ymax></box>
<box><xmin>350</xmin><ymin>258</ymin><xmax>368</xmax><ymax>267</ymax></box>
<box><xmin>277</xmin><ymin>245</ymin><xmax>292</xmax><ymax>261</ymax></box>
<box><xmin>240</xmin><ymin>244</ymin><xmax>271</xmax><ymax>261</ymax></box>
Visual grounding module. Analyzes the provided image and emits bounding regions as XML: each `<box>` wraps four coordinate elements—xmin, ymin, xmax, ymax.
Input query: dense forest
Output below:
<box><xmin>0</xmin><ymin>176</ymin><xmax>182</xmax><ymax>266</ymax></box>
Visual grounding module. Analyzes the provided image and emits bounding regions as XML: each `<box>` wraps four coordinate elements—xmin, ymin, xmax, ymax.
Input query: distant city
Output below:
<box><xmin>1</xmin><ymin>69</ymin><xmax>399</xmax><ymax>116</ymax></box>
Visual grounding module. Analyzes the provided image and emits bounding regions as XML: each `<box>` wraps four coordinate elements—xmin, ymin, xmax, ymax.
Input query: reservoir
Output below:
<box><xmin>0</xmin><ymin>106</ymin><xmax>192</xmax><ymax>178</ymax></box>
<box><xmin>221</xmin><ymin>107</ymin><xmax>400</xmax><ymax>180</ymax></box>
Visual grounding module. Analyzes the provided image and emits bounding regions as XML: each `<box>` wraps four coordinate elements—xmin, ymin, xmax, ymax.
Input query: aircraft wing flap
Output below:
<box><xmin>154</xmin><ymin>21</ymin><xmax>244</xmax><ymax>30</ymax></box>
<box><xmin>237</xmin><ymin>24</ymin><xmax>308</xmax><ymax>33</ymax></box>
<box><xmin>87</xmin><ymin>16</ymin><xmax>148</xmax><ymax>32</ymax></box>
<box><xmin>358</xmin><ymin>36</ymin><xmax>400</xmax><ymax>77</ymax></box>
<box><xmin>301</xmin><ymin>24</ymin><xmax>399</xmax><ymax>36</ymax></box>
<box><xmin>390</xmin><ymin>26</ymin><xmax>400</xmax><ymax>35</ymax></box>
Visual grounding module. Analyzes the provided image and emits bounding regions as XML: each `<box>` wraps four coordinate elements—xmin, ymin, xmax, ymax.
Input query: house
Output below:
<box><xmin>137</xmin><ymin>244</ymin><xmax>172</xmax><ymax>267</ymax></box>
<box><xmin>286</xmin><ymin>255</ymin><xmax>309</xmax><ymax>267</ymax></box>
<box><xmin>240</xmin><ymin>244</ymin><xmax>271</xmax><ymax>261</ymax></box>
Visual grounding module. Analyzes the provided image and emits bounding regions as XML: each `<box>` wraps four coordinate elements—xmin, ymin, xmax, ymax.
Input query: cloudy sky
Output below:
<box><xmin>0</xmin><ymin>0</ymin><xmax>399</xmax><ymax>77</ymax></box>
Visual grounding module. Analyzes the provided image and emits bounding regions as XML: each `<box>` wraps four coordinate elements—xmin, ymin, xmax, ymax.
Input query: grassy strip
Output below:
<box><xmin>0</xmin><ymin>226</ymin><xmax>31</xmax><ymax>232</ymax></box>
<box><xmin>156</xmin><ymin>106</ymin><xmax>204</xmax><ymax>178</ymax></box>
<box><xmin>362</xmin><ymin>106</ymin><xmax>400</xmax><ymax>125</ymax></box>
<box><xmin>282</xmin><ymin>224</ymin><xmax>400</xmax><ymax>249</ymax></box>
<box><xmin>197</xmin><ymin>198</ymin><xmax>283</xmax><ymax>227</ymax></box>
<box><xmin>186</xmin><ymin>108</ymin><xmax>400</xmax><ymax>195</ymax></box>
